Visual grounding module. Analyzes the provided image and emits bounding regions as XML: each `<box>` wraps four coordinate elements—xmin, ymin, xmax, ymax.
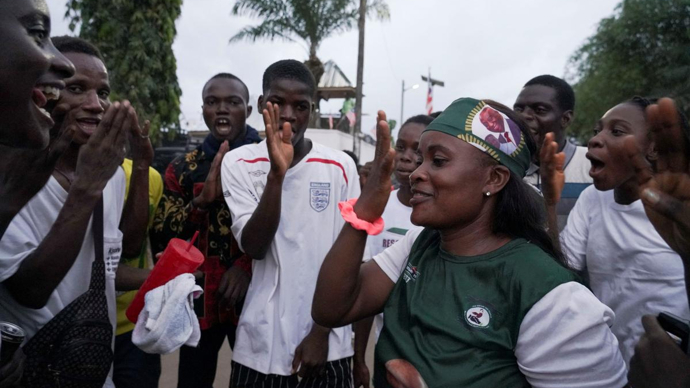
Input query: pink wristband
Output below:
<box><xmin>338</xmin><ymin>198</ymin><xmax>384</xmax><ymax>235</ymax></box>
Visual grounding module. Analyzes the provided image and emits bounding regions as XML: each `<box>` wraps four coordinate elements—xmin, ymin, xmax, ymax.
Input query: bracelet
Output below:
<box><xmin>338</xmin><ymin>198</ymin><xmax>384</xmax><ymax>235</ymax></box>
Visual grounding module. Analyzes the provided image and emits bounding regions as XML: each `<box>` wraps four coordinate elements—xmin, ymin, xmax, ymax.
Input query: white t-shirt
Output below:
<box><xmin>524</xmin><ymin>144</ymin><xmax>591</xmax><ymax>186</ymax></box>
<box><xmin>0</xmin><ymin>171</ymin><xmax>125</xmax><ymax>388</ymax></box>
<box><xmin>222</xmin><ymin>141</ymin><xmax>360</xmax><ymax>376</ymax></box>
<box><xmin>373</xmin><ymin>228</ymin><xmax>628</xmax><ymax>388</ymax></box>
<box><xmin>561</xmin><ymin>185</ymin><xmax>690</xmax><ymax>366</ymax></box>
<box><xmin>364</xmin><ymin>189</ymin><xmax>418</xmax><ymax>340</ymax></box>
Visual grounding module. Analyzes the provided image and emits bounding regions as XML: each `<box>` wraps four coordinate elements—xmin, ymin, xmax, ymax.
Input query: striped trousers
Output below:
<box><xmin>230</xmin><ymin>358</ymin><xmax>353</xmax><ymax>388</ymax></box>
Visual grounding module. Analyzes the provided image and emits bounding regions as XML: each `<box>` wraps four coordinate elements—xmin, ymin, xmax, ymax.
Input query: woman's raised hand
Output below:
<box><xmin>353</xmin><ymin>111</ymin><xmax>396</xmax><ymax>222</ymax></box>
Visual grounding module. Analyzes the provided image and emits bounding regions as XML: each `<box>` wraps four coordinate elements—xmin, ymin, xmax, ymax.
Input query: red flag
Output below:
<box><xmin>425</xmin><ymin>70</ymin><xmax>433</xmax><ymax>115</ymax></box>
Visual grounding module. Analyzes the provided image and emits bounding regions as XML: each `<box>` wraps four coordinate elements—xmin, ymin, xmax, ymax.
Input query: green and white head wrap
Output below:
<box><xmin>424</xmin><ymin>98</ymin><xmax>532</xmax><ymax>177</ymax></box>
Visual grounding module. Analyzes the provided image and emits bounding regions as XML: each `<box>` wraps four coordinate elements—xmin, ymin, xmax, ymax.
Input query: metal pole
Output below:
<box><xmin>400</xmin><ymin>80</ymin><xmax>405</xmax><ymax>126</ymax></box>
<box><xmin>353</xmin><ymin>0</ymin><xmax>366</xmax><ymax>159</ymax></box>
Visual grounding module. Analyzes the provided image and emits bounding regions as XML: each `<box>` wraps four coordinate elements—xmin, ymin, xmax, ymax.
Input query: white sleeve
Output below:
<box><xmin>341</xmin><ymin>156</ymin><xmax>361</xmax><ymax>201</ymax></box>
<box><xmin>113</xmin><ymin>168</ymin><xmax>126</xmax><ymax>225</ymax></box>
<box><xmin>372</xmin><ymin>228</ymin><xmax>423</xmax><ymax>282</ymax></box>
<box><xmin>560</xmin><ymin>189</ymin><xmax>592</xmax><ymax>271</ymax></box>
<box><xmin>0</xmin><ymin>207</ymin><xmax>38</xmax><ymax>283</ymax></box>
<box><xmin>221</xmin><ymin>152</ymin><xmax>260</xmax><ymax>252</ymax></box>
<box><xmin>516</xmin><ymin>282</ymin><xmax>627</xmax><ymax>388</ymax></box>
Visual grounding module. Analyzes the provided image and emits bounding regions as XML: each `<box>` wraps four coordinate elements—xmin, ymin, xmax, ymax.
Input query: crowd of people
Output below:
<box><xmin>2</xmin><ymin>0</ymin><xmax>690</xmax><ymax>387</ymax></box>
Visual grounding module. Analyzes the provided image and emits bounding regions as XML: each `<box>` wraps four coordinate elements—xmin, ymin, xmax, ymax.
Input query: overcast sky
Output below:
<box><xmin>45</xmin><ymin>0</ymin><xmax>620</xmax><ymax>137</ymax></box>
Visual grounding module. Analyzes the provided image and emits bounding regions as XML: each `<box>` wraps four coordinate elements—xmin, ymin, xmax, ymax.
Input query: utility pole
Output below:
<box><xmin>400</xmin><ymin>80</ymin><xmax>419</xmax><ymax>125</ymax></box>
<box><xmin>421</xmin><ymin>70</ymin><xmax>445</xmax><ymax>115</ymax></box>
<box><xmin>353</xmin><ymin>0</ymin><xmax>366</xmax><ymax>158</ymax></box>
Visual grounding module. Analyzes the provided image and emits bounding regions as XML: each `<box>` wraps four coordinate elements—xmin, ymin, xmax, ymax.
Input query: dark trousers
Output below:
<box><xmin>177</xmin><ymin>322</ymin><xmax>237</xmax><ymax>388</ymax></box>
<box><xmin>113</xmin><ymin>330</ymin><xmax>161</xmax><ymax>388</ymax></box>
<box><xmin>230</xmin><ymin>358</ymin><xmax>353</xmax><ymax>388</ymax></box>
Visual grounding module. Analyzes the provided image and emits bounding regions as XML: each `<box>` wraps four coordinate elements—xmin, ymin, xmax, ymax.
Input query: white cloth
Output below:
<box><xmin>0</xmin><ymin>171</ymin><xmax>125</xmax><ymax>388</ymax></box>
<box><xmin>373</xmin><ymin>228</ymin><xmax>627</xmax><ymax>388</ymax></box>
<box><xmin>364</xmin><ymin>189</ymin><xmax>418</xmax><ymax>340</ymax></box>
<box><xmin>132</xmin><ymin>273</ymin><xmax>203</xmax><ymax>354</ymax></box>
<box><xmin>561</xmin><ymin>185</ymin><xmax>690</xmax><ymax>366</ymax></box>
<box><xmin>222</xmin><ymin>141</ymin><xmax>360</xmax><ymax>375</ymax></box>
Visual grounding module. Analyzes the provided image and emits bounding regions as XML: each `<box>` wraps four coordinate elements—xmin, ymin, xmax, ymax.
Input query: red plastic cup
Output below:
<box><xmin>126</xmin><ymin>235</ymin><xmax>204</xmax><ymax>323</ymax></box>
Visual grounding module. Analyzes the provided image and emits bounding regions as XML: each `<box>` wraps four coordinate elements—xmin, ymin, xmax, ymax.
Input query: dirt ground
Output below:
<box><xmin>158</xmin><ymin>328</ymin><xmax>376</xmax><ymax>388</ymax></box>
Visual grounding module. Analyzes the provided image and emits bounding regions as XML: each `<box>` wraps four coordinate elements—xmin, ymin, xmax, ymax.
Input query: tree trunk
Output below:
<box><xmin>304</xmin><ymin>42</ymin><xmax>325</xmax><ymax>128</ymax></box>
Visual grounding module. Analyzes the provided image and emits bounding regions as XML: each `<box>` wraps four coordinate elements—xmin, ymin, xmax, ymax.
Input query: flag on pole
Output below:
<box><xmin>346</xmin><ymin>110</ymin><xmax>356</xmax><ymax>127</ymax></box>
<box><xmin>426</xmin><ymin>69</ymin><xmax>433</xmax><ymax>115</ymax></box>
<box><xmin>342</xmin><ymin>98</ymin><xmax>356</xmax><ymax>127</ymax></box>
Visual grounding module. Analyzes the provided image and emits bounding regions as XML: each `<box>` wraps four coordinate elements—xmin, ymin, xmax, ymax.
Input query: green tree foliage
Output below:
<box><xmin>567</xmin><ymin>0</ymin><xmax>690</xmax><ymax>142</ymax></box>
<box><xmin>65</xmin><ymin>0</ymin><xmax>183</xmax><ymax>143</ymax></box>
<box><xmin>230</xmin><ymin>0</ymin><xmax>390</xmax><ymax>85</ymax></box>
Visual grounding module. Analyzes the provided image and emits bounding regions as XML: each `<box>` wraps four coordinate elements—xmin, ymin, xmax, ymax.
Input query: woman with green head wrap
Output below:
<box><xmin>313</xmin><ymin>98</ymin><xmax>628</xmax><ymax>387</ymax></box>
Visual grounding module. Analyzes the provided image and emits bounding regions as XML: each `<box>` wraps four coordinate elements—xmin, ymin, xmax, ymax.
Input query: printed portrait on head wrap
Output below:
<box><xmin>477</xmin><ymin>106</ymin><xmax>521</xmax><ymax>155</ymax></box>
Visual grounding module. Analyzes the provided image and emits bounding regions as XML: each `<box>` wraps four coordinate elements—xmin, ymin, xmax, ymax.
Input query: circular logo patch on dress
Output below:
<box><xmin>464</xmin><ymin>305</ymin><xmax>491</xmax><ymax>328</ymax></box>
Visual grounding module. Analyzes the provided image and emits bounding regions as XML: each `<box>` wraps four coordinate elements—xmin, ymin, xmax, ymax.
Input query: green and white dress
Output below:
<box><xmin>372</xmin><ymin>228</ymin><xmax>627</xmax><ymax>388</ymax></box>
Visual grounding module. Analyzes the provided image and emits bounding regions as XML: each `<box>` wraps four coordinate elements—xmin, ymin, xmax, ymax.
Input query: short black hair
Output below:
<box><xmin>342</xmin><ymin>150</ymin><xmax>359</xmax><ymax>168</ymax></box>
<box><xmin>627</xmin><ymin>96</ymin><xmax>656</xmax><ymax>112</ymax></box>
<box><xmin>203</xmin><ymin>73</ymin><xmax>250</xmax><ymax>101</ymax></box>
<box><xmin>429</xmin><ymin>111</ymin><xmax>443</xmax><ymax>119</ymax></box>
<box><xmin>52</xmin><ymin>36</ymin><xmax>103</xmax><ymax>61</ymax></box>
<box><xmin>524</xmin><ymin>75</ymin><xmax>575</xmax><ymax>113</ymax></box>
<box><xmin>262</xmin><ymin>60</ymin><xmax>316</xmax><ymax>97</ymax></box>
<box><xmin>402</xmin><ymin>114</ymin><xmax>434</xmax><ymax>128</ymax></box>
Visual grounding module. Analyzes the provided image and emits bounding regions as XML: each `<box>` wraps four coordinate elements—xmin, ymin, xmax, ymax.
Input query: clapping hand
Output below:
<box><xmin>264</xmin><ymin>102</ymin><xmax>293</xmax><ymax>178</ymax></box>
<box><xmin>539</xmin><ymin>132</ymin><xmax>566</xmax><ymax>206</ymax></box>
<box><xmin>194</xmin><ymin>140</ymin><xmax>230</xmax><ymax>209</ymax></box>
<box><xmin>627</xmin><ymin>97</ymin><xmax>690</xmax><ymax>259</ymax></box>
<box><xmin>129</xmin><ymin>117</ymin><xmax>153</xmax><ymax>167</ymax></box>
<box><xmin>353</xmin><ymin>111</ymin><xmax>396</xmax><ymax>222</ymax></box>
<box><xmin>73</xmin><ymin>101</ymin><xmax>133</xmax><ymax>194</ymax></box>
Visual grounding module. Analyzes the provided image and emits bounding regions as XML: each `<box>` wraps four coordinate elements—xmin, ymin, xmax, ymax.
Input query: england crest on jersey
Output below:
<box><xmin>310</xmin><ymin>182</ymin><xmax>331</xmax><ymax>212</ymax></box>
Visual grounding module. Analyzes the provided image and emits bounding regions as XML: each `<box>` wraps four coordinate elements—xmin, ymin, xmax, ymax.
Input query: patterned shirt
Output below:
<box><xmin>151</xmin><ymin>128</ymin><xmax>261</xmax><ymax>329</ymax></box>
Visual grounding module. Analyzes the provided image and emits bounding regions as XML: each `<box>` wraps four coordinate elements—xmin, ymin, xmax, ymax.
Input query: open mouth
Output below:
<box><xmin>32</xmin><ymin>85</ymin><xmax>61</xmax><ymax>119</ymax></box>
<box><xmin>76</xmin><ymin>117</ymin><xmax>102</xmax><ymax>135</ymax></box>
<box><xmin>215</xmin><ymin>118</ymin><xmax>232</xmax><ymax>134</ymax></box>
<box><xmin>586</xmin><ymin>152</ymin><xmax>606</xmax><ymax>177</ymax></box>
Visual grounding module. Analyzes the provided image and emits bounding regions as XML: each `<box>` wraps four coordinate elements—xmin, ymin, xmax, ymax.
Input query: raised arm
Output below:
<box><xmin>238</xmin><ymin>102</ymin><xmax>293</xmax><ymax>260</ymax></box>
<box><xmin>626</xmin><ymin>98</ymin><xmax>690</xmax><ymax>388</ymax></box>
<box><xmin>119</xmin><ymin>118</ymin><xmax>153</xmax><ymax>258</ymax></box>
<box><xmin>627</xmin><ymin>97</ymin><xmax>690</xmax><ymax>301</ymax></box>
<box><xmin>150</xmin><ymin>141</ymin><xmax>230</xmax><ymax>255</ymax></box>
<box><xmin>3</xmin><ymin>102</ymin><xmax>132</xmax><ymax>308</ymax></box>
<box><xmin>312</xmin><ymin>111</ymin><xmax>398</xmax><ymax>328</ymax></box>
<box><xmin>539</xmin><ymin>132</ymin><xmax>566</xmax><ymax>248</ymax></box>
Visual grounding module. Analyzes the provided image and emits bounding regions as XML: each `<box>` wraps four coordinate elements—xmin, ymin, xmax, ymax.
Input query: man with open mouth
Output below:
<box><xmin>513</xmin><ymin>75</ymin><xmax>592</xmax><ymax>231</ymax></box>
<box><xmin>151</xmin><ymin>73</ymin><xmax>260</xmax><ymax>388</ymax></box>
<box><xmin>0</xmin><ymin>33</ymin><xmax>152</xmax><ymax>388</ymax></box>
<box><xmin>0</xmin><ymin>0</ymin><xmax>77</xmax><ymax>250</ymax></box>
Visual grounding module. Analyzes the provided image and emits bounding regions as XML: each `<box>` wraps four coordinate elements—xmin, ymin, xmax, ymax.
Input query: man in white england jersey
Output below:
<box><xmin>222</xmin><ymin>60</ymin><xmax>359</xmax><ymax>388</ymax></box>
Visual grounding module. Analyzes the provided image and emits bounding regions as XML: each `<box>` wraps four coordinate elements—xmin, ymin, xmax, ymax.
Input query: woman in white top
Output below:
<box><xmin>544</xmin><ymin>97</ymin><xmax>690</xmax><ymax>366</ymax></box>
